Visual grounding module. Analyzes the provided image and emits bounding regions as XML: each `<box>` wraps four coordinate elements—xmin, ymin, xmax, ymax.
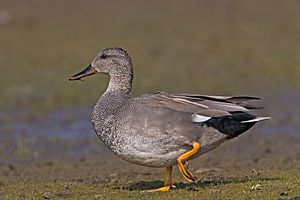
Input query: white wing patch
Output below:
<box><xmin>191</xmin><ymin>113</ymin><xmax>211</xmax><ymax>123</ymax></box>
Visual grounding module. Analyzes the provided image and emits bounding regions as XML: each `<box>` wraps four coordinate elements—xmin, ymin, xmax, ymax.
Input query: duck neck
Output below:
<box><xmin>106</xmin><ymin>73</ymin><xmax>133</xmax><ymax>97</ymax></box>
<box><xmin>93</xmin><ymin>70</ymin><xmax>133</xmax><ymax>119</ymax></box>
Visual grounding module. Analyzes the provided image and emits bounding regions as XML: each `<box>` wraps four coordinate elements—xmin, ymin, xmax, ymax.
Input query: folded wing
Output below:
<box><xmin>153</xmin><ymin>92</ymin><xmax>262</xmax><ymax>118</ymax></box>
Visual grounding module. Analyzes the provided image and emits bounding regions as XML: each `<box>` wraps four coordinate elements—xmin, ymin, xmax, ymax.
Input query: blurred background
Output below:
<box><xmin>0</xmin><ymin>0</ymin><xmax>300</xmax><ymax>171</ymax></box>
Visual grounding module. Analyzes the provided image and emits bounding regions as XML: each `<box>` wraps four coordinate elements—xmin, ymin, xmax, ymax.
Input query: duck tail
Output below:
<box><xmin>241</xmin><ymin>117</ymin><xmax>271</xmax><ymax>124</ymax></box>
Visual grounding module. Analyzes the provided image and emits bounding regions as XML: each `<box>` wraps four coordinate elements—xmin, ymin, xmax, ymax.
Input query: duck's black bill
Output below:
<box><xmin>69</xmin><ymin>65</ymin><xmax>97</xmax><ymax>81</ymax></box>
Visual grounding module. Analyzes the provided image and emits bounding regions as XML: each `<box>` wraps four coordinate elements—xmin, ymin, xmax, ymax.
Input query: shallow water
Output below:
<box><xmin>0</xmin><ymin>107</ymin><xmax>102</xmax><ymax>163</ymax></box>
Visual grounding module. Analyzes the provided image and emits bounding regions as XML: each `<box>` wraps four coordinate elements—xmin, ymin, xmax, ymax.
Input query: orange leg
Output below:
<box><xmin>177</xmin><ymin>141</ymin><xmax>200</xmax><ymax>182</ymax></box>
<box><xmin>148</xmin><ymin>166</ymin><xmax>175</xmax><ymax>192</ymax></box>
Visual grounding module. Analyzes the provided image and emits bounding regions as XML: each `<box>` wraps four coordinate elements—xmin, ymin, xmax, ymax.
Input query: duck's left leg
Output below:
<box><xmin>177</xmin><ymin>141</ymin><xmax>200</xmax><ymax>182</ymax></box>
<box><xmin>148</xmin><ymin>166</ymin><xmax>175</xmax><ymax>192</ymax></box>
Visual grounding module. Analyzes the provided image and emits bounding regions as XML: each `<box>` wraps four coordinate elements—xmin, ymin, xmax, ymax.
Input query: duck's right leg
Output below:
<box><xmin>147</xmin><ymin>166</ymin><xmax>175</xmax><ymax>192</ymax></box>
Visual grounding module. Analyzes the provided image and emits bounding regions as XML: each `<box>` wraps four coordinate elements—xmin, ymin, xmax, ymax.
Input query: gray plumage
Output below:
<box><xmin>73</xmin><ymin>47</ymin><xmax>270</xmax><ymax>168</ymax></box>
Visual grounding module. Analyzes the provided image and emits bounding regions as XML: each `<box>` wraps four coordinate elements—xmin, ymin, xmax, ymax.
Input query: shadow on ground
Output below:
<box><xmin>114</xmin><ymin>176</ymin><xmax>282</xmax><ymax>191</ymax></box>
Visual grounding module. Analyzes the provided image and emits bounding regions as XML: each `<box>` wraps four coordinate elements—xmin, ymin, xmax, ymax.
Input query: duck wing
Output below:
<box><xmin>148</xmin><ymin>92</ymin><xmax>269</xmax><ymax>138</ymax></box>
<box><xmin>152</xmin><ymin>92</ymin><xmax>261</xmax><ymax>118</ymax></box>
<box><xmin>172</xmin><ymin>94</ymin><xmax>263</xmax><ymax>110</ymax></box>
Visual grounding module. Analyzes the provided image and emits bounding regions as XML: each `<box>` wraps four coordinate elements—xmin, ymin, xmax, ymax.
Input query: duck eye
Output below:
<box><xmin>100</xmin><ymin>54</ymin><xmax>107</xmax><ymax>59</ymax></box>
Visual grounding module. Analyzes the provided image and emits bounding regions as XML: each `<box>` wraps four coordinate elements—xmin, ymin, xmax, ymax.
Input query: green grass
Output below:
<box><xmin>1</xmin><ymin>0</ymin><xmax>300</xmax><ymax>111</ymax></box>
<box><xmin>1</xmin><ymin>169</ymin><xmax>299</xmax><ymax>200</ymax></box>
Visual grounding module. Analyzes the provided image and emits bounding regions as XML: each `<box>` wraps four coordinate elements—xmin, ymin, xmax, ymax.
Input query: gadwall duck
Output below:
<box><xmin>69</xmin><ymin>47</ymin><xmax>270</xmax><ymax>192</ymax></box>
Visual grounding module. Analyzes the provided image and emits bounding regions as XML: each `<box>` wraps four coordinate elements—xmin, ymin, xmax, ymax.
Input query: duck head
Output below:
<box><xmin>69</xmin><ymin>47</ymin><xmax>133</xmax><ymax>81</ymax></box>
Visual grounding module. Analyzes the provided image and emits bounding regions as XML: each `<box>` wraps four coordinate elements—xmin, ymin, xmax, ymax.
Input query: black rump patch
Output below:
<box><xmin>204</xmin><ymin>112</ymin><xmax>257</xmax><ymax>139</ymax></box>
